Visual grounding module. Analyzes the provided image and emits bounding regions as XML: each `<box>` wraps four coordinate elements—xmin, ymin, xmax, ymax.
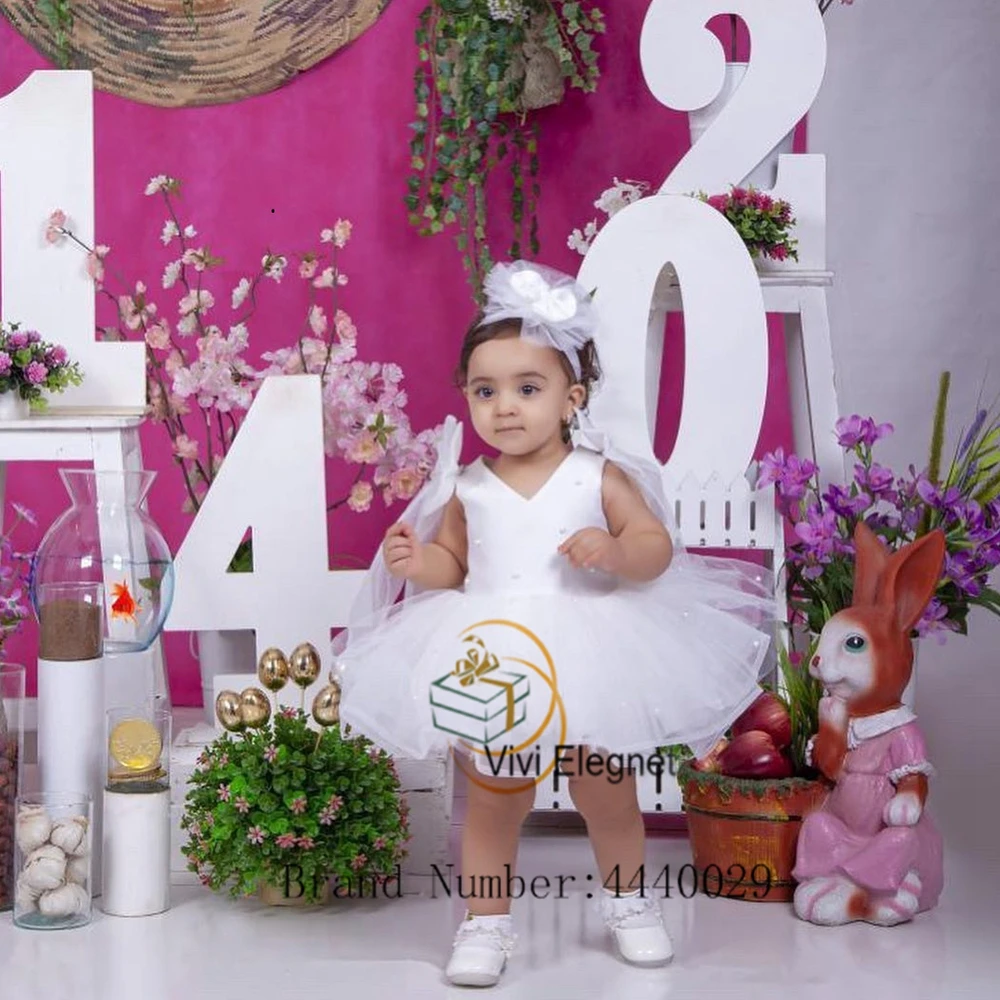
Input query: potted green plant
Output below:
<box><xmin>180</xmin><ymin>707</ymin><xmax>410</xmax><ymax>904</ymax></box>
<box><xmin>670</xmin><ymin>637</ymin><xmax>830</xmax><ymax>903</ymax></box>
<box><xmin>407</xmin><ymin>1</ymin><xmax>605</xmax><ymax>299</ymax></box>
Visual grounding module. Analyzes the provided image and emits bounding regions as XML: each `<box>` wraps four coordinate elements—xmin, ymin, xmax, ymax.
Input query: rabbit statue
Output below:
<box><xmin>792</xmin><ymin>521</ymin><xmax>946</xmax><ymax>926</ymax></box>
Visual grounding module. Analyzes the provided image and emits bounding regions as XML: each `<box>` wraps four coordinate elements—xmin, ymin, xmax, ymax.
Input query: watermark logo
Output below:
<box><xmin>429</xmin><ymin>619</ymin><xmax>566</xmax><ymax>793</ymax></box>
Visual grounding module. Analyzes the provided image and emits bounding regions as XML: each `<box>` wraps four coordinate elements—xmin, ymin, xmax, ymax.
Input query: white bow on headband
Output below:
<box><xmin>478</xmin><ymin>261</ymin><xmax>599</xmax><ymax>380</ymax></box>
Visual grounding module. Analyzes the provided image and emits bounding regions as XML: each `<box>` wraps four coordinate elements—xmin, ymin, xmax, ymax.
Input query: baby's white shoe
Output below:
<box><xmin>599</xmin><ymin>888</ymin><xmax>673</xmax><ymax>966</ymax></box>
<box><xmin>444</xmin><ymin>911</ymin><xmax>516</xmax><ymax>987</ymax></box>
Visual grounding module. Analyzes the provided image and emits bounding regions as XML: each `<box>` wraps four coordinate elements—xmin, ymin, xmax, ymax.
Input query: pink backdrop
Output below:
<box><xmin>0</xmin><ymin>1</ymin><xmax>795</xmax><ymax>703</ymax></box>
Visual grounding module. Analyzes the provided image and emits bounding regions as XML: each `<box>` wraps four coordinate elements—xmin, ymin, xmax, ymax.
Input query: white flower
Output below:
<box><xmin>177</xmin><ymin>313</ymin><xmax>198</xmax><ymax>336</ymax></box>
<box><xmin>145</xmin><ymin>174</ymin><xmax>172</xmax><ymax>196</ymax></box>
<box><xmin>313</xmin><ymin>267</ymin><xmax>336</xmax><ymax>289</ymax></box>
<box><xmin>231</xmin><ymin>277</ymin><xmax>251</xmax><ymax>309</ymax></box>
<box><xmin>594</xmin><ymin>177</ymin><xmax>649</xmax><ymax>217</ymax></box>
<box><xmin>184</xmin><ymin>224</ymin><xmax>197</xmax><ymax>238</ymax></box>
<box><xmin>309</xmin><ymin>304</ymin><xmax>328</xmax><ymax>336</ymax></box>
<box><xmin>162</xmin><ymin>259</ymin><xmax>182</xmax><ymax>289</ymax></box>
<box><xmin>228</xmin><ymin>323</ymin><xmax>249</xmax><ymax>350</ymax></box>
<box><xmin>567</xmin><ymin>226</ymin><xmax>594</xmax><ymax>256</ymax></box>
<box><xmin>487</xmin><ymin>0</ymin><xmax>527</xmax><ymax>22</ymax></box>
<box><xmin>161</xmin><ymin>220</ymin><xmax>179</xmax><ymax>245</ymax></box>
<box><xmin>262</xmin><ymin>254</ymin><xmax>287</xmax><ymax>282</ymax></box>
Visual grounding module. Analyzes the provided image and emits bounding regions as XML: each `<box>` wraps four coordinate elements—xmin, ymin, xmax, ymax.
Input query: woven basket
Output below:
<box><xmin>435</xmin><ymin>10</ymin><xmax>564</xmax><ymax>115</ymax></box>
<box><xmin>0</xmin><ymin>0</ymin><xmax>389</xmax><ymax>107</ymax></box>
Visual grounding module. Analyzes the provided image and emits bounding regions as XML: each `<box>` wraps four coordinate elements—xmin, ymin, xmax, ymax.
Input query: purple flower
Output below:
<box><xmin>795</xmin><ymin>506</ymin><xmax>838</xmax><ymax>546</ymax></box>
<box><xmin>24</xmin><ymin>330</ymin><xmax>40</xmax><ymax>344</ymax></box>
<box><xmin>823</xmin><ymin>483</ymin><xmax>871</xmax><ymax>518</ymax></box>
<box><xmin>5</xmin><ymin>331</ymin><xmax>28</xmax><ymax>350</ymax></box>
<box><xmin>854</xmin><ymin>462</ymin><xmax>894</xmax><ymax>497</ymax></box>
<box><xmin>25</xmin><ymin>361</ymin><xmax>48</xmax><ymax>385</ymax></box>
<box><xmin>915</xmin><ymin>600</ymin><xmax>952</xmax><ymax>641</ymax></box>
<box><xmin>835</xmin><ymin>415</ymin><xmax>894</xmax><ymax>449</ymax></box>
<box><xmin>959</xmin><ymin>409</ymin><xmax>987</xmax><ymax>457</ymax></box>
<box><xmin>0</xmin><ymin>352</ymin><xmax>11</xmax><ymax>376</ymax></box>
<box><xmin>944</xmin><ymin>552</ymin><xmax>981</xmax><ymax>597</ymax></box>
<box><xmin>758</xmin><ymin>447</ymin><xmax>817</xmax><ymax>501</ymax></box>
<box><xmin>916</xmin><ymin>478</ymin><xmax>962</xmax><ymax>510</ymax></box>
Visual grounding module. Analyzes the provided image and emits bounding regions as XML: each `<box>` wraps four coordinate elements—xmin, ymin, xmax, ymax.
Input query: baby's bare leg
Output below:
<box><xmin>566</xmin><ymin>749</ymin><xmax>645</xmax><ymax>891</ymax></box>
<box><xmin>460</xmin><ymin>764</ymin><xmax>537</xmax><ymax>916</ymax></box>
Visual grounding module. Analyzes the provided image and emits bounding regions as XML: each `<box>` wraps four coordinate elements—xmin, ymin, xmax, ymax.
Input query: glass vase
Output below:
<box><xmin>13</xmin><ymin>791</ymin><xmax>93</xmax><ymax>930</ymax></box>
<box><xmin>0</xmin><ymin>663</ymin><xmax>26</xmax><ymax>911</ymax></box>
<box><xmin>31</xmin><ymin>470</ymin><xmax>174</xmax><ymax>655</ymax></box>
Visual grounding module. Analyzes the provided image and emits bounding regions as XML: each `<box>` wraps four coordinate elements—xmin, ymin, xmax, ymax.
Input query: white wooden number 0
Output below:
<box><xmin>0</xmin><ymin>72</ymin><xmax>145</xmax><ymax>410</ymax></box>
<box><xmin>579</xmin><ymin>194</ymin><xmax>768</xmax><ymax>487</ymax></box>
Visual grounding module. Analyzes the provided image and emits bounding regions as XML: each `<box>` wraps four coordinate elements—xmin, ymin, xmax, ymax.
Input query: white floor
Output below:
<box><xmin>2</xmin><ymin>811</ymin><xmax>998</xmax><ymax>1000</ymax></box>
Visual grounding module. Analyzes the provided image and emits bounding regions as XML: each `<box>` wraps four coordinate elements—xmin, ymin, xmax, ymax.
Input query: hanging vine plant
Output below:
<box><xmin>38</xmin><ymin>0</ymin><xmax>74</xmax><ymax>68</ymax></box>
<box><xmin>406</xmin><ymin>1</ymin><xmax>605</xmax><ymax>302</ymax></box>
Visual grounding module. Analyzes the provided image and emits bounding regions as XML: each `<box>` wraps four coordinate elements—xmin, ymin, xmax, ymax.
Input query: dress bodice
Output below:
<box><xmin>455</xmin><ymin>446</ymin><xmax>614</xmax><ymax>597</ymax></box>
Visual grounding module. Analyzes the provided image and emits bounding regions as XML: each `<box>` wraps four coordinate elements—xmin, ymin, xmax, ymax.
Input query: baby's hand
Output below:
<box><xmin>383</xmin><ymin>522</ymin><xmax>425</xmax><ymax>579</ymax></box>
<box><xmin>558</xmin><ymin>528</ymin><xmax>624</xmax><ymax>574</ymax></box>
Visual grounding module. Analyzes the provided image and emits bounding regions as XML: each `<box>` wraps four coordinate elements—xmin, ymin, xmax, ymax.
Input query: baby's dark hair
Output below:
<box><xmin>452</xmin><ymin>313</ymin><xmax>602</xmax><ymax>406</ymax></box>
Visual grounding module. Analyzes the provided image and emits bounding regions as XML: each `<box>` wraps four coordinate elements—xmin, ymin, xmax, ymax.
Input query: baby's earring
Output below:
<box><xmin>567</xmin><ymin>409</ymin><xmax>580</xmax><ymax>431</ymax></box>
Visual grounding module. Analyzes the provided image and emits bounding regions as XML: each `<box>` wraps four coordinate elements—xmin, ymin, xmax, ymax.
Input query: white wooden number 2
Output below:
<box><xmin>583</xmin><ymin>0</ymin><xmax>825</xmax><ymax>485</ymax></box>
<box><xmin>645</xmin><ymin>0</ymin><xmax>826</xmax><ymax>194</ymax></box>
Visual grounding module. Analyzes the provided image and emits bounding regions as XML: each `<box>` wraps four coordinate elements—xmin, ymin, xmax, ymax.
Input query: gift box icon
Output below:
<box><xmin>429</xmin><ymin>634</ymin><xmax>529</xmax><ymax>748</ymax></box>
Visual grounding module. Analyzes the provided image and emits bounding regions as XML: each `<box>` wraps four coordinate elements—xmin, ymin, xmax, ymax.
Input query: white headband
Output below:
<box><xmin>478</xmin><ymin>261</ymin><xmax>598</xmax><ymax>381</ymax></box>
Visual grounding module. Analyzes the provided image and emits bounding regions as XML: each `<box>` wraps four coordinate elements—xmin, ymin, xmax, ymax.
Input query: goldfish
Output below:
<box><xmin>110</xmin><ymin>581</ymin><xmax>141</xmax><ymax>624</ymax></box>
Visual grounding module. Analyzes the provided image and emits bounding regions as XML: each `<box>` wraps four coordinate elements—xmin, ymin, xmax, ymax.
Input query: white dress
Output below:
<box><xmin>334</xmin><ymin>422</ymin><xmax>774</xmax><ymax>770</ymax></box>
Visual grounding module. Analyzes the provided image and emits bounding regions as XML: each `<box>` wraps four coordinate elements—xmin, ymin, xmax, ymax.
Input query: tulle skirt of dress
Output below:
<box><xmin>334</xmin><ymin>558</ymin><xmax>774</xmax><ymax>769</ymax></box>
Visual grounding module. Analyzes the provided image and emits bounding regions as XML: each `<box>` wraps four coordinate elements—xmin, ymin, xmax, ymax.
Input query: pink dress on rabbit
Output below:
<box><xmin>793</xmin><ymin>705</ymin><xmax>944</xmax><ymax>915</ymax></box>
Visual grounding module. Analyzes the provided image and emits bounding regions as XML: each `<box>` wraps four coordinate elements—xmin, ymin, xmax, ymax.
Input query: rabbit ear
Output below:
<box><xmin>852</xmin><ymin>521</ymin><xmax>890</xmax><ymax>607</ymax></box>
<box><xmin>878</xmin><ymin>529</ymin><xmax>947</xmax><ymax>634</ymax></box>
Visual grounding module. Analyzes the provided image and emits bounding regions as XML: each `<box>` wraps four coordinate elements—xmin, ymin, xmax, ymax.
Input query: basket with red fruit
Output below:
<box><xmin>674</xmin><ymin>637</ymin><xmax>831</xmax><ymax>902</ymax></box>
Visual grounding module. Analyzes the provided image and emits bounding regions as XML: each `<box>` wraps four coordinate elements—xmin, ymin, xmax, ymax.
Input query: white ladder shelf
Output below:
<box><xmin>532</xmin><ymin>268</ymin><xmax>842</xmax><ymax>816</ymax></box>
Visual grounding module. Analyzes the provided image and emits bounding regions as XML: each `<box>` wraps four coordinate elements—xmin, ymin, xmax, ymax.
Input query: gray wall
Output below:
<box><xmin>809</xmin><ymin>0</ymin><xmax>1000</xmax><ymax>907</ymax></box>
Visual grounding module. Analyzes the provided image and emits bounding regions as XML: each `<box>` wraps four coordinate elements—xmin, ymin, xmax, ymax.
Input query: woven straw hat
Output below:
<box><xmin>0</xmin><ymin>0</ymin><xmax>389</xmax><ymax>107</ymax></box>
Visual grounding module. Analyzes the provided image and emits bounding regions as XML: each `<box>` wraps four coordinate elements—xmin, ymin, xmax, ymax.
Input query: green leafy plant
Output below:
<box><xmin>181</xmin><ymin>709</ymin><xmax>410</xmax><ymax>902</ymax></box>
<box><xmin>697</xmin><ymin>186</ymin><xmax>799</xmax><ymax>262</ymax></box>
<box><xmin>407</xmin><ymin>1</ymin><xmax>605</xmax><ymax>300</ymax></box>
<box><xmin>39</xmin><ymin>0</ymin><xmax>74</xmax><ymax>69</ymax></box>
<box><xmin>767</xmin><ymin>634</ymin><xmax>823</xmax><ymax>776</ymax></box>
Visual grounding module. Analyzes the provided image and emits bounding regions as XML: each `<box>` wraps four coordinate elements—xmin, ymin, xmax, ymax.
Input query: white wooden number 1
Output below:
<box><xmin>0</xmin><ymin>72</ymin><xmax>145</xmax><ymax>410</ymax></box>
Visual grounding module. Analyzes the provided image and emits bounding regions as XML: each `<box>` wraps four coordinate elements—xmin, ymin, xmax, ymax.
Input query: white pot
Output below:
<box><xmin>194</xmin><ymin>629</ymin><xmax>257</xmax><ymax>725</ymax></box>
<box><xmin>0</xmin><ymin>392</ymin><xmax>30</xmax><ymax>420</ymax></box>
<box><xmin>687</xmin><ymin>62</ymin><xmax>795</xmax><ymax>192</ymax></box>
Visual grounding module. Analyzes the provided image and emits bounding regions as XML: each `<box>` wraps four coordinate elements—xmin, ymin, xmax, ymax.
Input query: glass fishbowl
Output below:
<box><xmin>31</xmin><ymin>470</ymin><xmax>174</xmax><ymax>655</ymax></box>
